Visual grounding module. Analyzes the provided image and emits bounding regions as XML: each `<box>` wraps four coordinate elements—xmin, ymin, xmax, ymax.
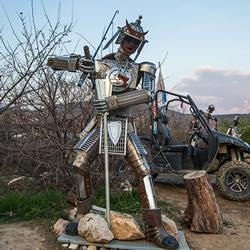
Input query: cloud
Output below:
<box><xmin>176</xmin><ymin>66</ymin><xmax>250</xmax><ymax>114</ymax></box>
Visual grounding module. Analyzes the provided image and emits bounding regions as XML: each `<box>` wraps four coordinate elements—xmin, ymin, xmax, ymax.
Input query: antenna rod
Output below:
<box><xmin>92</xmin><ymin>10</ymin><xmax>119</xmax><ymax>59</ymax></box>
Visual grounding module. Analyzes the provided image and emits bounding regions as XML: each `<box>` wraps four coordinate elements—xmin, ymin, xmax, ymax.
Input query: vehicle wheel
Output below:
<box><xmin>216</xmin><ymin>161</ymin><xmax>250</xmax><ymax>201</ymax></box>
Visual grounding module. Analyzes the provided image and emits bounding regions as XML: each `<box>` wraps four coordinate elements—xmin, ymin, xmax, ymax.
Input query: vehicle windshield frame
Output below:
<box><xmin>154</xmin><ymin>89</ymin><xmax>214</xmax><ymax>137</ymax></box>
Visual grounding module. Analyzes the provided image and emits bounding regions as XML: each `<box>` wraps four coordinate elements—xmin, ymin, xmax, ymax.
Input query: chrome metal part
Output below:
<box><xmin>104</xmin><ymin>65</ymin><xmax>132</xmax><ymax>91</ymax></box>
<box><xmin>99</xmin><ymin>116</ymin><xmax>128</xmax><ymax>155</ymax></box>
<box><xmin>143</xmin><ymin>175</ymin><xmax>157</xmax><ymax>209</ymax></box>
<box><xmin>79</xmin><ymin>117</ymin><xmax>98</xmax><ymax>139</ymax></box>
<box><xmin>96</xmin><ymin>79</ymin><xmax>113</xmax><ymax>100</ymax></box>
<box><xmin>104</xmin><ymin>112</ymin><xmax>111</xmax><ymax>227</ymax></box>
<box><xmin>128</xmin><ymin>132</ymin><xmax>147</xmax><ymax>155</ymax></box>
<box><xmin>139</xmin><ymin>62</ymin><xmax>157</xmax><ymax>75</ymax></box>
<box><xmin>106</xmin><ymin>89</ymin><xmax>151</xmax><ymax>111</ymax></box>
<box><xmin>126</xmin><ymin>138</ymin><xmax>150</xmax><ymax>176</ymax></box>
<box><xmin>139</xmin><ymin>62</ymin><xmax>156</xmax><ymax>93</ymax></box>
<box><xmin>68</xmin><ymin>58</ymin><xmax>78</xmax><ymax>72</ymax></box>
<box><xmin>74</xmin><ymin>126</ymin><xmax>100</xmax><ymax>152</ymax></box>
<box><xmin>78</xmin><ymin>58</ymin><xmax>95</xmax><ymax>73</ymax></box>
<box><xmin>142</xmin><ymin>72</ymin><xmax>155</xmax><ymax>93</ymax></box>
<box><xmin>108</xmin><ymin>120</ymin><xmax>122</xmax><ymax>145</ymax></box>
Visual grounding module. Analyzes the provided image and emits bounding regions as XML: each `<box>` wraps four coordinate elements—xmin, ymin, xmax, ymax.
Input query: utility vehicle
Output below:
<box><xmin>138</xmin><ymin>90</ymin><xmax>250</xmax><ymax>201</ymax></box>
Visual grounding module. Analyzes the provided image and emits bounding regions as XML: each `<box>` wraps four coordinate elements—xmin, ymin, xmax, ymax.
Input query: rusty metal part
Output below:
<box><xmin>84</xmin><ymin>45</ymin><xmax>91</xmax><ymax>59</ymax></box>
<box><xmin>77</xmin><ymin>196</ymin><xmax>92</xmax><ymax>215</ymax></box>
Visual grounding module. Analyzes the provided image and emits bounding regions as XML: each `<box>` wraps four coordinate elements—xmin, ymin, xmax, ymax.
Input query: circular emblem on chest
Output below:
<box><xmin>104</xmin><ymin>66</ymin><xmax>131</xmax><ymax>92</ymax></box>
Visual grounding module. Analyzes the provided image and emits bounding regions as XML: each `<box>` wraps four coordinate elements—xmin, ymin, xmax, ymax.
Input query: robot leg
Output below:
<box><xmin>126</xmin><ymin>136</ymin><xmax>179</xmax><ymax>249</ymax></box>
<box><xmin>73</xmin><ymin>139</ymin><xmax>99</xmax><ymax>214</ymax></box>
<box><xmin>65</xmin><ymin>138</ymin><xmax>99</xmax><ymax>236</ymax></box>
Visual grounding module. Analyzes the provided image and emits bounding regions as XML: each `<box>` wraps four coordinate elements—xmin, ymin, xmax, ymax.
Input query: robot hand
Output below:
<box><xmin>78</xmin><ymin>58</ymin><xmax>95</xmax><ymax>73</ymax></box>
<box><xmin>94</xmin><ymin>99</ymin><xmax>108</xmax><ymax>114</ymax></box>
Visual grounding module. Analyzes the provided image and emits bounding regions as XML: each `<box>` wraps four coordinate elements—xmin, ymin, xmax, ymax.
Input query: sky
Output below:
<box><xmin>1</xmin><ymin>0</ymin><xmax>250</xmax><ymax>115</ymax></box>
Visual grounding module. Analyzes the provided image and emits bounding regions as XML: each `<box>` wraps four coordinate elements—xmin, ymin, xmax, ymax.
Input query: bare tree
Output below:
<box><xmin>0</xmin><ymin>3</ymin><xmax>88</xmax><ymax>189</ymax></box>
<box><xmin>0</xmin><ymin>2</ymin><xmax>73</xmax><ymax>115</ymax></box>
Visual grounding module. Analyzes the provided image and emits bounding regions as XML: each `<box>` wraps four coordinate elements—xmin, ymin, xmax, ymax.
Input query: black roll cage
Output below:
<box><xmin>154</xmin><ymin>89</ymin><xmax>214</xmax><ymax>137</ymax></box>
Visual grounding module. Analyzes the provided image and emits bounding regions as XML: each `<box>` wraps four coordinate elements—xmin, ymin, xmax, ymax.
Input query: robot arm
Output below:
<box><xmin>94</xmin><ymin>89</ymin><xmax>152</xmax><ymax>113</ymax></box>
<box><xmin>106</xmin><ymin>89</ymin><xmax>152</xmax><ymax>111</ymax></box>
<box><xmin>47</xmin><ymin>55</ymin><xmax>94</xmax><ymax>73</ymax></box>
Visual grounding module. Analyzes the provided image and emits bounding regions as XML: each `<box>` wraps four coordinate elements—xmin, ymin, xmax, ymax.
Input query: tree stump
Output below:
<box><xmin>181</xmin><ymin>170</ymin><xmax>223</xmax><ymax>233</ymax></box>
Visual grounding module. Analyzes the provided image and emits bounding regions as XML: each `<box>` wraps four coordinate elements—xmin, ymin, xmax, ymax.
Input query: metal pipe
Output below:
<box><xmin>104</xmin><ymin>112</ymin><xmax>110</xmax><ymax>227</ymax></box>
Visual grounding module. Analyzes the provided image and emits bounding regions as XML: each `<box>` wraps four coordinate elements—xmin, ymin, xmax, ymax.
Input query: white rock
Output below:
<box><xmin>78</xmin><ymin>213</ymin><xmax>114</xmax><ymax>243</ymax></box>
<box><xmin>162</xmin><ymin>215</ymin><xmax>179</xmax><ymax>241</ymax></box>
<box><xmin>108</xmin><ymin>211</ymin><xmax>145</xmax><ymax>240</ymax></box>
<box><xmin>53</xmin><ymin>218</ymin><xmax>70</xmax><ymax>236</ymax></box>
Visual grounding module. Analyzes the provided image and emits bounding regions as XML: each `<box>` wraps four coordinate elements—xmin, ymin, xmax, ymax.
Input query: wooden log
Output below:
<box><xmin>181</xmin><ymin>170</ymin><xmax>223</xmax><ymax>233</ymax></box>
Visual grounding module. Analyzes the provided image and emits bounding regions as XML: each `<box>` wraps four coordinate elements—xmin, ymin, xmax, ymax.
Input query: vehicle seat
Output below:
<box><xmin>156</xmin><ymin>113</ymin><xmax>172</xmax><ymax>146</ymax></box>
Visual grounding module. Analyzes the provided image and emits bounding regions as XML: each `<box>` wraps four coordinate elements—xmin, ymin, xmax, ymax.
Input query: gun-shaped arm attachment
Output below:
<box><xmin>47</xmin><ymin>54</ymin><xmax>94</xmax><ymax>73</ymax></box>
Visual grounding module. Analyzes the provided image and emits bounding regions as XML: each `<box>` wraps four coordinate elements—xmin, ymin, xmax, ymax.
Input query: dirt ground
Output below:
<box><xmin>155</xmin><ymin>174</ymin><xmax>250</xmax><ymax>250</ymax></box>
<box><xmin>0</xmin><ymin>174</ymin><xmax>249</xmax><ymax>250</ymax></box>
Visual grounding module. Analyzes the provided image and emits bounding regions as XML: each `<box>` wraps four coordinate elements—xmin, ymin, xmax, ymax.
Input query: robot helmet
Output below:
<box><xmin>208</xmin><ymin>104</ymin><xmax>215</xmax><ymax>113</ymax></box>
<box><xmin>123</xmin><ymin>16</ymin><xmax>148</xmax><ymax>41</ymax></box>
<box><xmin>233</xmin><ymin>115</ymin><xmax>240</xmax><ymax>122</ymax></box>
<box><xmin>103</xmin><ymin>16</ymin><xmax>148</xmax><ymax>60</ymax></box>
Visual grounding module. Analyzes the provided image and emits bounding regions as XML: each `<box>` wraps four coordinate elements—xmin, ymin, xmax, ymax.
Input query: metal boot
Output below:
<box><xmin>143</xmin><ymin>208</ymin><xmax>179</xmax><ymax>249</ymax></box>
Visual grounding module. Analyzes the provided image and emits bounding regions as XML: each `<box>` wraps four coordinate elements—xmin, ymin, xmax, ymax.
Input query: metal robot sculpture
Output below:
<box><xmin>226</xmin><ymin>115</ymin><xmax>247</xmax><ymax>138</ymax></box>
<box><xmin>47</xmin><ymin>16</ymin><xmax>179</xmax><ymax>249</ymax></box>
<box><xmin>201</xmin><ymin>104</ymin><xmax>218</xmax><ymax>131</ymax></box>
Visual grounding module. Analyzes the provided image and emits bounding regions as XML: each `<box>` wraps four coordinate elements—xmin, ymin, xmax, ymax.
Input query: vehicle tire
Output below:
<box><xmin>216</xmin><ymin>161</ymin><xmax>250</xmax><ymax>201</ymax></box>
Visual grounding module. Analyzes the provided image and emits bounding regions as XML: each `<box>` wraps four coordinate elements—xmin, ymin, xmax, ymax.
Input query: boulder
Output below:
<box><xmin>78</xmin><ymin>213</ymin><xmax>114</xmax><ymax>243</ymax></box>
<box><xmin>53</xmin><ymin>218</ymin><xmax>70</xmax><ymax>236</ymax></box>
<box><xmin>162</xmin><ymin>215</ymin><xmax>179</xmax><ymax>241</ymax></box>
<box><xmin>108</xmin><ymin>211</ymin><xmax>145</xmax><ymax>240</ymax></box>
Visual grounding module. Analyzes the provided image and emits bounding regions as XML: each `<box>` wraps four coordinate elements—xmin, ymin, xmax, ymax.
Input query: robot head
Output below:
<box><xmin>104</xmin><ymin>16</ymin><xmax>148</xmax><ymax>60</ymax></box>
<box><xmin>207</xmin><ymin>104</ymin><xmax>215</xmax><ymax>113</ymax></box>
<box><xmin>121</xmin><ymin>33</ymin><xmax>142</xmax><ymax>55</ymax></box>
<box><xmin>233</xmin><ymin>115</ymin><xmax>240</xmax><ymax>125</ymax></box>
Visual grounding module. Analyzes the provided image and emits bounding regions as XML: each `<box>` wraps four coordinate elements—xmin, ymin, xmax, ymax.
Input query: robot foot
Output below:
<box><xmin>143</xmin><ymin>208</ymin><xmax>179</xmax><ymax>249</ymax></box>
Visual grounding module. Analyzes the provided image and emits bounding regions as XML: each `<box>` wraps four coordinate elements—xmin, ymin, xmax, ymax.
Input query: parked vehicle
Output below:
<box><xmin>138</xmin><ymin>90</ymin><xmax>250</xmax><ymax>201</ymax></box>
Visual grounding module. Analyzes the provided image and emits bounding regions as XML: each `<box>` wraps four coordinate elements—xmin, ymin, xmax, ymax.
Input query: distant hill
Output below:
<box><xmin>216</xmin><ymin>113</ymin><xmax>250</xmax><ymax>120</ymax></box>
<box><xmin>166</xmin><ymin>109</ymin><xmax>250</xmax><ymax>121</ymax></box>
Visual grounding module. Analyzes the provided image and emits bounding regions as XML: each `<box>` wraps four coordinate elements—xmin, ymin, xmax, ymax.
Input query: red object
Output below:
<box><xmin>118</xmin><ymin>74</ymin><xmax>129</xmax><ymax>88</ymax></box>
<box><xmin>153</xmin><ymin>104</ymin><xmax>156</xmax><ymax>116</ymax></box>
<box><xmin>126</xmin><ymin>20</ymin><xmax>148</xmax><ymax>38</ymax></box>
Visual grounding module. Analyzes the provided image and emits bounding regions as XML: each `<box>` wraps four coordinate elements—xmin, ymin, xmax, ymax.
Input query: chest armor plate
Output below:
<box><xmin>95</xmin><ymin>60</ymin><xmax>139</xmax><ymax>93</ymax></box>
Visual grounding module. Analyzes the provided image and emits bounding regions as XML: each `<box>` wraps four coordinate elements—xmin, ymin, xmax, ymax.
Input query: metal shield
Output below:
<box><xmin>108</xmin><ymin>121</ymin><xmax>122</xmax><ymax>146</ymax></box>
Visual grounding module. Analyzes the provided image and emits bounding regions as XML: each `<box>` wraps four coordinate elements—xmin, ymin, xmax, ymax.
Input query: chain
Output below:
<box><xmin>115</xmin><ymin>57</ymin><xmax>129</xmax><ymax>76</ymax></box>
